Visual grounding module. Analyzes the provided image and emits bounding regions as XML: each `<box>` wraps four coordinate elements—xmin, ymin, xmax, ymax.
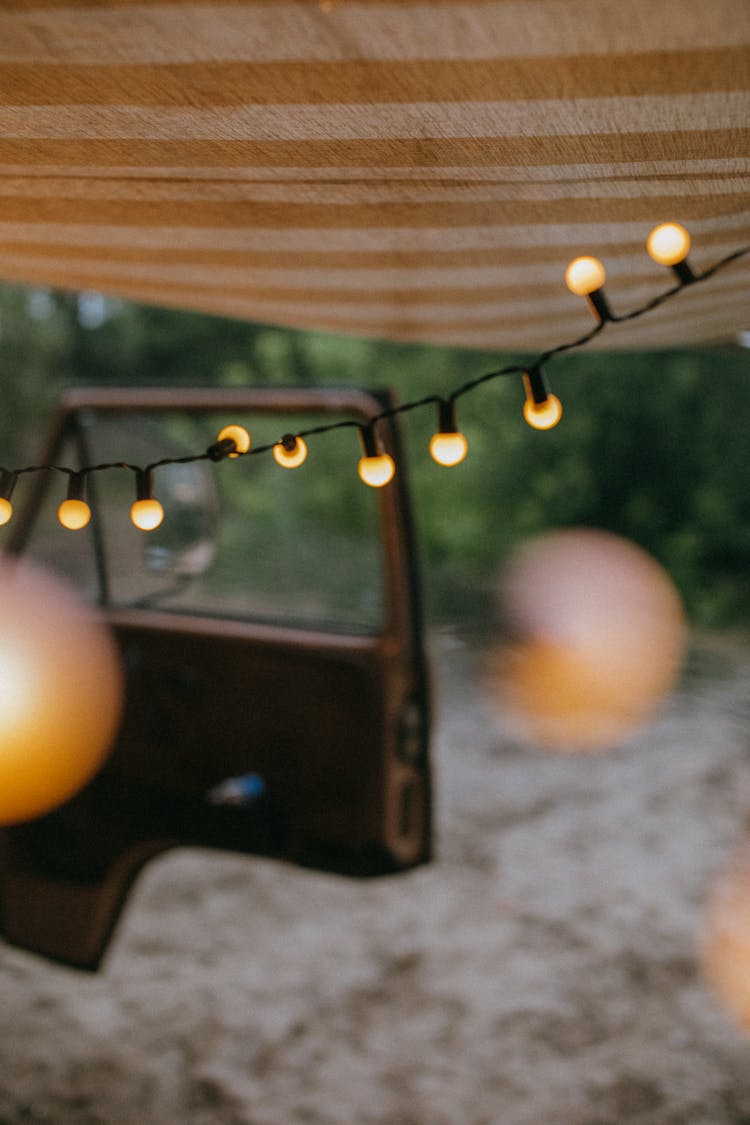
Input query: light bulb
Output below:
<box><xmin>358</xmin><ymin>453</ymin><xmax>395</xmax><ymax>488</ymax></box>
<box><xmin>523</xmin><ymin>395</ymin><xmax>563</xmax><ymax>430</ymax></box>
<box><xmin>701</xmin><ymin>845</ymin><xmax>750</xmax><ymax>1034</ymax></box>
<box><xmin>58</xmin><ymin>498</ymin><xmax>91</xmax><ymax>530</ymax></box>
<box><xmin>0</xmin><ymin>557</ymin><xmax>123</xmax><ymax>825</ymax></box>
<box><xmin>522</xmin><ymin>370</ymin><xmax>562</xmax><ymax>430</ymax></box>
<box><xmin>486</xmin><ymin>528</ymin><xmax>687</xmax><ymax>752</ymax></box>
<box><xmin>130</xmin><ymin>469</ymin><xmax>164</xmax><ymax>530</ymax></box>
<box><xmin>565</xmin><ymin>255</ymin><xmax>612</xmax><ymax>321</ymax></box>
<box><xmin>273</xmin><ymin>435</ymin><xmax>308</xmax><ymax>469</ymax></box>
<box><xmin>358</xmin><ymin>424</ymin><xmax>395</xmax><ymax>487</ymax></box>
<box><xmin>0</xmin><ymin>470</ymin><xmax>17</xmax><ymax>525</ymax></box>
<box><xmin>430</xmin><ymin>432</ymin><xmax>468</xmax><ymax>466</ymax></box>
<box><xmin>647</xmin><ymin>222</ymin><xmax>691</xmax><ymax>266</ymax></box>
<box><xmin>57</xmin><ymin>473</ymin><xmax>91</xmax><ymax>530</ymax></box>
<box><xmin>131</xmin><ymin>498</ymin><xmax>164</xmax><ymax>531</ymax></box>
<box><xmin>430</xmin><ymin>399</ymin><xmax>469</xmax><ymax>466</ymax></box>
<box><xmin>565</xmin><ymin>256</ymin><xmax>606</xmax><ymax>296</ymax></box>
<box><xmin>217</xmin><ymin>424</ymin><xmax>250</xmax><ymax>458</ymax></box>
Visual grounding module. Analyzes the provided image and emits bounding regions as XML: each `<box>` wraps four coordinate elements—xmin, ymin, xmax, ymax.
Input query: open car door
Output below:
<box><xmin>0</xmin><ymin>387</ymin><xmax>431</xmax><ymax>970</ymax></box>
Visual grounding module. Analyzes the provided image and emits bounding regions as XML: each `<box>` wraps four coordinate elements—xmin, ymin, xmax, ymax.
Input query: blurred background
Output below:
<box><xmin>2</xmin><ymin>282</ymin><xmax>749</xmax><ymax>631</ymax></box>
<box><xmin>1</xmin><ymin>284</ymin><xmax>749</xmax><ymax>1124</ymax></box>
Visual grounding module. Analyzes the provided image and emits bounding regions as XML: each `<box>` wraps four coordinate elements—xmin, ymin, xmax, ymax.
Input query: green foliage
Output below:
<box><xmin>1</xmin><ymin>283</ymin><xmax>748</xmax><ymax>628</ymax></box>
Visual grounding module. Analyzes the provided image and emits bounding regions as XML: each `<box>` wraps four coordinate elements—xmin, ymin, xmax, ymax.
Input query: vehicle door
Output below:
<box><xmin>0</xmin><ymin>386</ymin><xmax>431</xmax><ymax>970</ymax></box>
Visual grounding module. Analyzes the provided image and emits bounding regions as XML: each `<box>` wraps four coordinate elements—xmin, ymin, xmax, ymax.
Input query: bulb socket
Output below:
<box><xmin>66</xmin><ymin>471</ymin><xmax>87</xmax><ymax>503</ymax></box>
<box><xmin>207</xmin><ymin>437</ymin><xmax>239</xmax><ymax>462</ymax></box>
<box><xmin>359</xmin><ymin>424</ymin><xmax>380</xmax><ymax>459</ymax></box>
<box><xmin>587</xmin><ymin>288</ymin><xmax>613</xmax><ymax>323</ymax></box>
<box><xmin>135</xmin><ymin>468</ymin><xmax>154</xmax><ymax>502</ymax></box>
<box><xmin>671</xmin><ymin>259</ymin><xmax>697</xmax><ymax>286</ymax></box>
<box><xmin>274</xmin><ymin>433</ymin><xmax>308</xmax><ymax>468</ymax></box>
<box><xmin>0</xmin><ymin>469</ymin><xmax>18</xmax><ymax>502</ymax></box>
<box><xmin>437</xmin><ymin>398</ymin><xmax>458</xmax><ymax>434</ymax></box>
<box><xmin>523</xmin><ymin>369</ymin><xmax>549</xmax><ymax>405</ymax></box>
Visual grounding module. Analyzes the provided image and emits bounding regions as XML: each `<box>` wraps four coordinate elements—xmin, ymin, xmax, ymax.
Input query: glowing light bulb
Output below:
<box><xmin>485</xmin><ymin>529</ymin><xmax>687</xmax><ymax>753</ymax></box>
<box><xmin>358</xmin><ymin>453</ymin><xmax>395</xmax><ymax>488</ymax></box>
<box><xmin>523</xmin><ymin>395</ymin><xmax>563</xmax><ymax>430</ymax></box>
<box><xmin>358</xmin><ymin>425</ymin><xmax>395</xmax><ymax>487</ymax></box>
<box><xmin>522</xmin><ymin>370</ymin><xmax>562</xmax><ymax>430</ymax></box>
<box><xmin>0</xmin><ymin>557</ymin><xmax>123</xmax><ymax>825</ymax></box>
<box><xmin>646</xmin><ymin>222</ymin><xmax>696</xmax><ymax>284</ymax></box>
<box><xmin>701</xmin><ymin>844</ymin><xmax>750</xmax><ymax>1034</ymax></box>
<box><xmin>430</xmin><ymin>399</ymin><xmax>468</xmax><ymax>466</ymax></box>
<box><xmin>430</xmin><ymin>432</ymin><xmax>469</xmax><ymax>466</ymax></box>
<box><xmin>131</xmin><ymin>498</ymin><xmax>164</xmax><ymax>531</ymax></box>
<box><xmin>58</xmin><ymin>498</ymin><xmax>91</xmax><ymax>530</ymax></box>
<box><xmin>273</xmin><ymin>434</ymin><xmax>308</xmax><ymax>469</ymax></box>
<box><xmin>0</xmin><ymin>470</ymin><xmax>17</xmax><ymax>526</ymax></box>
<box><xmin>57</xmin><ymin>473</ymin><xmax>91</xmax><ymax>530</ymax></box>
<box><xmin>217</xmin><ymin>424</ymin><xmax>250</xmax><ymax>458</ymax></box>
<box><xmin>130</xmin><ymin>469</ymin><xmax>163</xmax><ymax>530</ymax></box>
<box><xmin>647</xmin><ymin>222</ymin><xmax>691</xmax><ymax>266</ymax></box>
<box><xmin>565</xmin><ymin>256</ymin><xmax>606</xmax><ymax>296</ymax></box>
<box><xmin>564</xmin><ymin>256</ymin><xmax>612</xmax><ymax>321</ymax></box>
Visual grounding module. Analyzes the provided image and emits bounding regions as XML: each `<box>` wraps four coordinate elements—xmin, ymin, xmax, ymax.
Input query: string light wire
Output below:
<box><xmin>0</xmin><ymin>231</ymin><xmax>747</xmax><ymax>522</ymax></box>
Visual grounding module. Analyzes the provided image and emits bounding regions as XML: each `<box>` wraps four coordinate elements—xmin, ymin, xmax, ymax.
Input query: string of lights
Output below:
<box><xmin>0</xmin><ymin>222</ymin><xmax>747</xmax><ymax>531</ymax></box>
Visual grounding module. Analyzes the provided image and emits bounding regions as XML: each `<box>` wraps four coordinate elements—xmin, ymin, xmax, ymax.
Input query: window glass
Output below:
<box><xmin>21</xmin><ymin>408</ymin><xmax>385</xmax><ymax>633</ymax></box>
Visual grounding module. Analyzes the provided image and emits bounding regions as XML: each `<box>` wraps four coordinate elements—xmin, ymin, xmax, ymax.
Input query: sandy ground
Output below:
<box><xmin>1</xmin><ymin>630</ymin><xmax>749</xmax><ymax>1125</ymax></box>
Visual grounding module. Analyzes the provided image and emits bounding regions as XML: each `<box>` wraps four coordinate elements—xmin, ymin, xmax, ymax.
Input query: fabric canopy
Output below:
<box><xmin>0</xmin><ymin>0</ymin><xmax>748</xmax><ymax>352</ymax></box>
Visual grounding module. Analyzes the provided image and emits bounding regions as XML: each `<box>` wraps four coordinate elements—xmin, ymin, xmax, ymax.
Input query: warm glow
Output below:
<box><xmin>0</xmin><ymin>558</ymin><xmax>123</xmax><ymax>824</ymax></box>
<box><xmin>429</xmin><ymin>431</ymin><xmax>469</xmax><ymax>466</ymax></box>
<box><xmin>130</xmin><ymin>497</ymin><xmax>164</xmax><ymax>530</ymax></box>
<box><xmin>58</xmin><ymin>498</ymin><xmax>91</xmax><ymax>530</ymax></box>
<box><xmin>358</xmin><ymin>453</ymin><xmax>395</xmax><ymax>487</ymax></box>
<box><xmin>565</xmin><ymin>256</ymin><xmax>607</xmax><ymax>296</ymax></box>
<box><xmin>647</xmin><ymin>222</ymin><xmax>691</xmax><ymax>266</ymax></box>
<box><xmin>701</xmin><ymin>845</ymin><xmax>750</xmax><ymax>1035</ymax></box>
<box><xmin>523</xmin><ymin>394</ymin><xmax>562</xmax><ymax>430</ymax></box>
<box><xmin>217</xmin><ymin>424</ymin><xmax>251</xmax><ymax>458</ymax></box>
<box><xmin>273</xmin><ymin>436</ymin><xmax>308</xmax><ymax>468</ymax></box>
<box><xmin>0</xmin><ymin>642</ymin><xmax>34</xmax><ymax>734</ymax></box>
<box><xmin>0</xmin><ymin>497</ymin><xmax>12</xmax><ymax>526</ymax></box>
<box><xmin>486</xmin><ymin>529</ymin><xmax>686</xmax><ymax>752</ymax></box>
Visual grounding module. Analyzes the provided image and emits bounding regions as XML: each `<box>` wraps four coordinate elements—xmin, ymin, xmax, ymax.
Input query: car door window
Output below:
<box><xmin>20</xmin><ymin>408</ymin><xmax>385</xmax><ymax>633</ymax></box>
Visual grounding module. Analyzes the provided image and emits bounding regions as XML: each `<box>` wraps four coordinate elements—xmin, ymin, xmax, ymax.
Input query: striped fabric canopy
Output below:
<box><xmin>0</xmin><ymin>0</ymin><xmax>748</xmax><ymax>352</ymax></box>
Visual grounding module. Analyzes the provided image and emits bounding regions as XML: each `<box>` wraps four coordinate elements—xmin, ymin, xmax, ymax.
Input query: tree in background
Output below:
<box><xmin>1</xmin><ymin>284</ymin><xmax>747</xmax><ymax>629</ymax></box>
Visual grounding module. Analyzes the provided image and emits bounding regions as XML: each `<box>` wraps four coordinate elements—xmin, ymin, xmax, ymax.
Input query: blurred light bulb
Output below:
<box><xmin>701</xmin><ymin>845</ymin><xmax>750</xmax><ymax>1035</ymax></box>
<box><xmin>58</xmin><ymin>498</ymin><xmax>91</xmax><ymax>530</ymax></box>
<box><xmin>358</xmin><ymin>453</ymin><xmax>395</xmax><ymax>487</ymax></box>
<box><xmin>217</xmin><ymin>424</ymin><xmax>251</xmax><ymax>458</ymax></box>
<box><xmin>647</xmin><ymin>222</ymin><xmax>691</xmax><ymax>266</ymax></box>
<box><xmin>130</xmin><ymin>498</ymin><xmax>164</xmax><ymax>531</ymax></box>
<box><xmin>131</xmin><ymin>469</ymin><xmax>164</xmax><ymax>530</ymax></box>
<box><xmin>485</xmin><ymin>529</ymin><xmax>687</xmax><ymax>752</ymax></box>
<box><xmin>430</xmin><ymin>399</ymin><xmax>468</xmax><ymax>466</ymax></box>
<box><xmin>565</xmin><ymin>256</ymin><xmax>606</xmax><ymax>296</ymax></box>
<box><xmin>273</xmin><ymin>435</ymin><xmax>308</xmax><ymax>468</ymax></box>
<box><xmin>0</xmin><ymin>557</ymin><xmax>123</xmax><ymax>824</ymax></box>
<box><xmin>430</xmin><ymin>431</ymin><xmax>469</xmax><ymax>466</ymax></box>
<box><xmin>522</xmin><ymin>370</ymin><xmax>562</xmax><ymax>430</ymax></box>
<box><xmin>523</xmin><ymin>394</ymin><xmax>562</xmax><ymax>430</ymax></box>
<box><xmin>0</xmin><ymin>471</ymin><xmax>17</xmax><ymax>526</ymax></box>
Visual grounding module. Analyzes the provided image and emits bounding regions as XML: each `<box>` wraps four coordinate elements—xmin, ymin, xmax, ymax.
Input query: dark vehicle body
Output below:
<box><xmin>0</xmin><ymin>387</ymin><xmax>431</xmax><ymax>970</ymax></box>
